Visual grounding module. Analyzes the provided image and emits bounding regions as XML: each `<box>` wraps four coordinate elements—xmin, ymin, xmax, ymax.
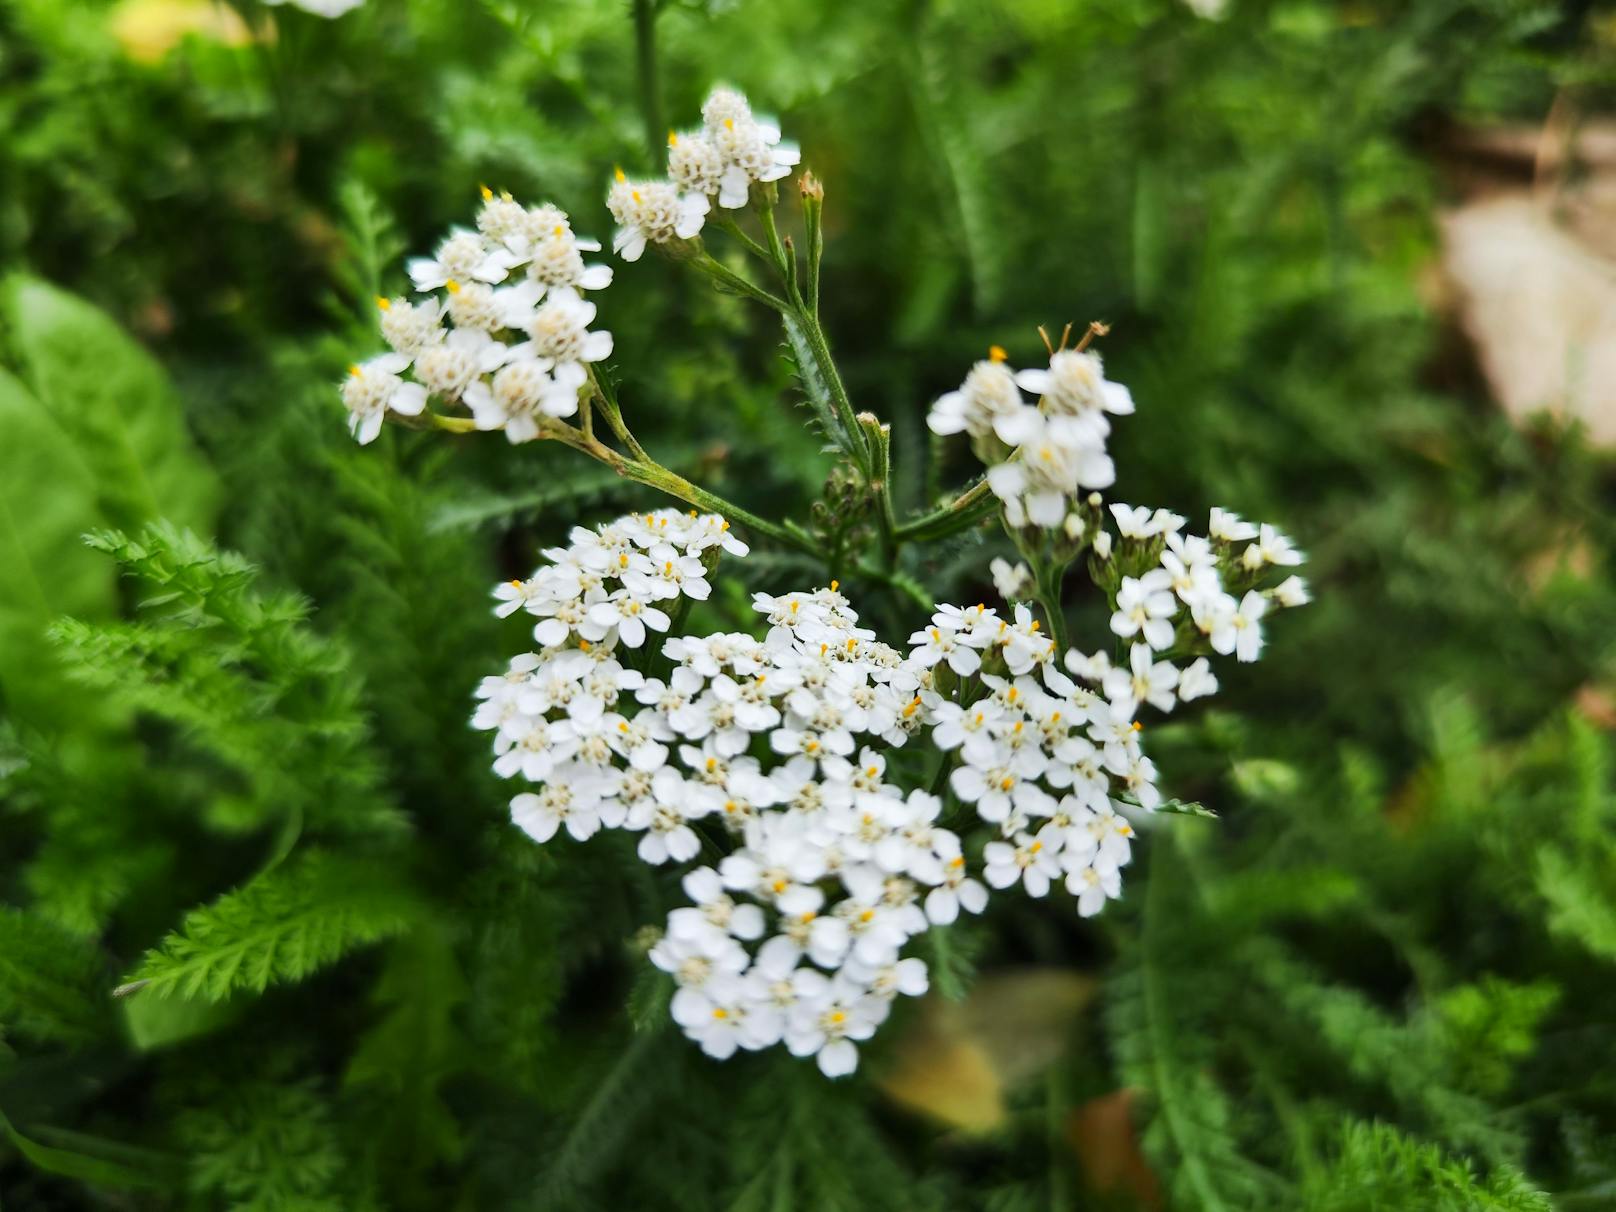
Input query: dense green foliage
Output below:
<box><xmin>1</xmin><ymin>0</ymin><xmax>1614</xmax><ymax>1207</ymax></box>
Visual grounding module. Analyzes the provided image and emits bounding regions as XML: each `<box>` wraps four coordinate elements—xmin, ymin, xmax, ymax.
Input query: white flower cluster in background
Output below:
<box><xmin>608</xmin><ymin>87</ymin><xmax>799</xmax><ymax>261</ymax></box>
<box><xmin>928</xmin><ymin>344</ymin><xmax>1135</xmax><ymax>529</ymax></box>
<box><xmin>340</xmin><ymin>191</ymin><xmax>614</xmax><ymax>445</ymax></box>
<box><xmin>472</xmin><ymin>506</ymin><xmax>1307</xmax><ymax>1075</ymax></box>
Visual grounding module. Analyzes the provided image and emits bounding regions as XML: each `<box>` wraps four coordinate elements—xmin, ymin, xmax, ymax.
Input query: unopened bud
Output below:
<box><xmin>799</xmin><ymin>171</ymin><xmax>824</xmax><ymax>202</ymax></box>
<box><xmin>1093</xmin><ymin>532</ymin><xmax>1113</xmax><ymax>561</ymax></box>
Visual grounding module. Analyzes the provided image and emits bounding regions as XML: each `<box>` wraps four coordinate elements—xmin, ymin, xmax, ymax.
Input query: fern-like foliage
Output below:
<box><xmin>176</xmin><ymin>1078</ymin><xmax>374</xmax><ymax>1211</ymax></box>
<box><xmin>121</xmin><ymin>851</ymin><xmax>420</xmax><ymax>1002</ymax></box>
<box><xmin>0</xmin><ymin>907</ymin><xmax>111</xmax><ymax>1046</ymax></box>
<box><xmin>1302</xmin><ymin>1121</ymin><xmax>1552</xmax><ymax>1212</ymax></box>
<box><xmin>50</xmin><ymin>524</ymin><xmax>402</xmax><ymax>838</ymax></box>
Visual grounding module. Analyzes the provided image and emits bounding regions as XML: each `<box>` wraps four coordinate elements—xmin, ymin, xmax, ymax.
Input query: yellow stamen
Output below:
<box><xmin>631</xmin><ymin>189</ymin><xmax>642</xmax><ymax>204</ymax></box>
<box><xmin>830</xmin><ymin>579</ymin><xmax>840</xmax><ymax>591</ymax></box>
<box><xmin>578</xmin><ymin>639</ymin><xmax>592</xmax><ymax>651</ymax></box>
<box><xmin>479</xmin><ymin>184</ymin><xmax>493</xmax><ymax>200</ymax></box>
<box><xmin>668</xmin><ymin>130</ymin><xmax>679</xmax><ymax>146</ymax></box>
<box><xmin>1000</xmin><ymin>777</ymin><xmax>1015</xmax><ymax>791</ymax></box>
<box><xmin>618</xmin><ymin>721</ymin><xmax>630</xmax><ymax>733</ymax></box>
<box><xmin>375</xmin><ymin>296</ymin><xmax>392</xmax><ymax>311</ymax></box>
<box><xmin>865</xmin><ymin>765</ymin><xmax>879</xmax><ymax>778</ymax></box>
<box><xmin>829</xmin><ymin>1009</ymin><xmax>846</xmax><ymax>1024</ymax></box>
<box><xmin>553</xmin><ymin>224</ymin><xmax>565</xmax><ymax>237</ymax></box>
<box><xmin>1030</xmin><ymin>620</ymin><xmax>1040</xmax><ymax>631</ymax></box>
<box><xmin>614</xmin><ymin>166</ymin><xmax>626</xmax><ymax>183</ymax></box>
<box><xmin>720</xmin><ymin>520</ymin><xmax>731</xmax><ymax>531</ymax></box>
<box><xmin>445</xmin><ymin>279</ymin><xmax>461</xmax><ymax>294</ymax></box>
<box><xmin>724</xmin><ymin>117</ymin><xmax>735</xmax><ymax>131</ymax></box>
<box><xmin>858</xmin><ymin>910</ymin><xmax>875</xmax><ymax>923</ymax></box>
<box><xmin>1131</xmin><ymin>720</ymin><xmax>1143</xmax><ymax>732</ymax></box>
<box><xmin>508</xmin><ymin>579</ymin><xmax>523</xmax><ymax>589</ymax></box>
<box><xmin>712</xmin><ymin>1007</ymin><xmax>728</xmax><ymax>1019</ymax></box>
<box><xmin>988</xmin><ymin>344</ymin><xmax>1008</xmax><ymax>363</ymax></box>
<box><xmin>347</xmin><ymin>364</ymin><xmax>361</xmax><ymax>377</ymax></box>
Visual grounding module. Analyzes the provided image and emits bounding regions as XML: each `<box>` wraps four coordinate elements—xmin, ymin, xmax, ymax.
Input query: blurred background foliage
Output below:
<box><xmin>1</xmin><ymin>0</ymin><xmax>1615</xmax><ymax>1207</ymax></box>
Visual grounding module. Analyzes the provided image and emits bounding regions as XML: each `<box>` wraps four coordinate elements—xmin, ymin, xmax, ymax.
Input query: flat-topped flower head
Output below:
<box><xmin>668</xmin><ymin>130</ymin><xmax>728</xmax><ymax>198</ymax></box>
<box><xmin>408</xmin><ymin>228</ymin><xmax>515</xmax><ymax>292</ymax></box>
<box><xmin>607</xmin><ymin>172</ymin><xmax>709</xmax><ymax>261</ymax></box>
<box><xmin>1016</xmin><ymin>348</ymin><xmax>1134</xmax><ymax>423</ymax></box>
<box><xmin>523</xmin><ymin>294</ymin><xmax>613</xmax><ymax>374</ymax></box>
<box><xmin>341</xmin><ymin>354</ymin><xmax>426</xmax><ymax>444</ymax></box>
<box><xmin>928</xmin><ymin>349</ymin><xmax>1023</xmax><ymax>439</ymax></box>
<box><xmin>377</xmin><ymin>295</ymin><xmax>445</xmax><ymax>362</ymax></box>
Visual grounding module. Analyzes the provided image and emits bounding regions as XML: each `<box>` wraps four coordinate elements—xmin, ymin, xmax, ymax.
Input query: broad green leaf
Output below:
<box><xmin>0</xmin><ymin>273</ymin><xmax>217</xmax><ymax>532</ymax></box>
<box><xmin>0</xmin><ymin>368</ymin><xmax>115</xmax><ymax>727</ymax></box>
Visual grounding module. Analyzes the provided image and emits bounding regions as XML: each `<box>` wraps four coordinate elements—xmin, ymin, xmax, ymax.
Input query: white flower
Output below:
<box><xmin>667</xmin><ymin>129</ymin><xmax>728</xmax><ymax>198</ymax></box>
<box><xmin>585</xmin><ymin>590</ymin><xmax>671</xmax><ymax>648</ymax></box>
<box><xmin>924</xmin><ymin>857</ymin><xmax>989</xmax><ymax>924</ymax></box>
<box><xmin>1208</xmin><ymin>507</ymin><xmax>1258</xmax><ymax>543</ymax></box>
<box><xmin>377</xmin><ymin>296</ymin><xmax>445</xmax><ymax>361</ymax></box>
<box><xmin>524</xmin><ymin>223</ymin><xmax>613</xmax><ymax>297</ymax></box>
<box><xmin>607</xmin><ymin>172</ymin><xmax>709</xmax><ymax>261</ymax></box>
<box><xmin>1210</xmin><ymin>590</ymin><xmax>1267</xmax><ymax>662</ymax></box>
<box><xmin>983</xmin><ymin>834</ymin><xmax>1061</xmax><ymax>897</ymax></box>
<box><xmin>1273</xmin><ymin>575</ymin><xmax>1311</xmax><ymax>607</ymax></box>
<box><xmin>1066</xmin><ymin>860</ymin><xmax>1122</xmax><ymax>917</ymax></box>
<box><xmin>784</xmin><ymin>972</ymin><xmax>883</xmax><ymax>1078</ymax></box>
<box><xmin>1177</xmin><ymin>657</ymin><xmax>1219</xmax><ymax>701</ymax></box>
<box><xmin>990</xmin><ymin>558</ymin><xmax>1033</xmax><ymax>601</ymax></box>
<box><xmin>928</xmin><ymin>352</ymin><xmax>1023</xmax><ymax>439</ymax></box>
<box><xmin>408</xmin><ymin>229</ymin><xmax>515</xmax><ymax>293</ymax></box>
<box><xmin>700</xmin><ymin>88</ymin><xmax>800</xmax><ymax>208</ymax></box>
<box><xmin>511</xmin><ymin>777</ymin><xmax>608</xmax><ymax>843</ymax></box>
<box><xmin>413</xmin><ymin>326</ymin><xmax>508</xmax><ymax>401</ymax></box>
<box><xmin>1110</xmin><ymin>572</ymin><xmax>1178</xmax><ymax>651</ymax></box>
<box><xmin>1103</xmin><ymin>643</ymin><xmax>1180</xmax><ymax>716</ymax></box>
<box><xmin>340</xmin><ymin>354</ymin><xmax>426</xmax><ymax>444</ymax></box>
<box><xmin>522</xmin><ymin>294</ymin><xmax>613</xmax><ymax>377</ymax></box>
<box><xmin>1241</xmin><ymin>523</ymin><xmax>1304</xmax><ymax>570</ymax></box>
<box><xmin>1014</xmin><ymin>349</ymin><xmax>1133</xmax><ymax>431</ymax></box>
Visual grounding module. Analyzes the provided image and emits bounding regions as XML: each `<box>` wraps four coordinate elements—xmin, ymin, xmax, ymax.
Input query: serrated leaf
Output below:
<box><xmin>1</xmin><ymin>273</ymin><xmax>217</xmax><ymax>532</ymax></box>
<box><xmin>121</xmin><ymin>852</ymin><xmax>421</xmax><ymax>1003</ymax></box>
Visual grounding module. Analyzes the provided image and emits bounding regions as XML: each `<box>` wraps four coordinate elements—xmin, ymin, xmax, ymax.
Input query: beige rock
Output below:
<box><xmin>1441</xmin><ymin>195</ymin><xmax>1616</xmax><ymax>447</ymax></box>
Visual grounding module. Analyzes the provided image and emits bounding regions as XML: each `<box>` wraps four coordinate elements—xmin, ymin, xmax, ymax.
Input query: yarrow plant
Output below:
<box><xmin>342</xmin><ymin>86</ymin><xmax>1311</xmax><ymax>1076</ymax></box>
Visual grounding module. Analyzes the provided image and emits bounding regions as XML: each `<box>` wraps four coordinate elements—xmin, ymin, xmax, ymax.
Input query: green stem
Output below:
<box><xmin>894</xmin><ymin>477</ymin><xmax>996</xmax><ymax>541</ymax></box>
<box><xmin>620</xmin><ymin>459</ymin><xmax>811</xmax><ymax>553</ymax></box>
<box><xmin>859</xmin><ymin>414</ymin><xmax>898</xmax><ymax>560</ymax></box>
<box><xmin>631</xmin><ymin>0</ymin><xmax>663</xmax><ymax>166</ymax></box>
<box><xmin>794</xmin><ymin>307</ymin><xmax>869</xmax><ymax>477</ymax></box>
<box><xmin>716</xmin><ymin>217</ymin><xmax>773</xmax><ymax>263</ymax></box>
<box><xmin>689</xmin><ymin>253</ymin><xmax>791</xmax><ymax>312</ymax></box>
<box><xmin>1033</xmin><ymin>561</ymin><xmax>1071</xmax><ymax>653</ymax></box>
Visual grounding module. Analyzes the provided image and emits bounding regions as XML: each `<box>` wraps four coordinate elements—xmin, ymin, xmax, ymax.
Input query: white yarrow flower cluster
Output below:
<box><xmin>928</xmin><ymin>344</ymin><xmax>1134</xmax><ymax>529</ymax></box>
<box><xmin>472</xmin><ymin>503</ymin><xmax>1306</xmax><ymax>1076</ymax></box>
<box><xmin>340</xmin><ymin>191</ymin><xmax>614</xmax><ymax>445</ymax></box>
<box><xmin>608</xmin><ymin>87</ymin><xmax>801</xmax><ymax>261</ymax></box>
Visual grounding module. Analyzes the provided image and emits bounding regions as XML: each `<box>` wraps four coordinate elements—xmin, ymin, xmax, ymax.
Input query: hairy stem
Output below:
<box><xmin>894</xmin><ymin>477</ymin><xmax>996</xmax><ymax>541</ymax></box>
